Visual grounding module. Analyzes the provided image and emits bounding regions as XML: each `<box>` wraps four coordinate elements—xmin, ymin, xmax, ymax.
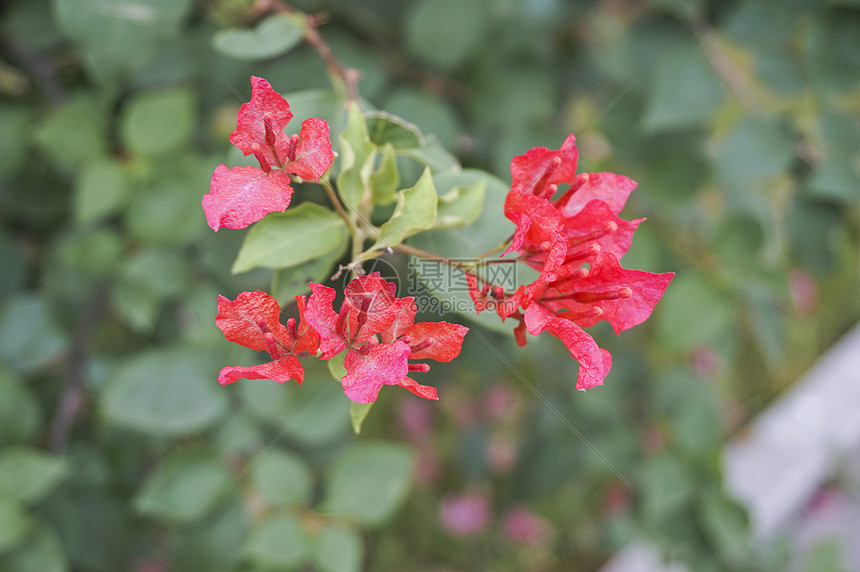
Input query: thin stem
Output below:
<box><xmin>393</xmin><ymin>243</ymin><xmax>501</xmax><ymax>288</ymax></box>
<box><xmin>49</xmin><ymin>282</ymin><xmax>108</xmax><ymax>453</ymax></box>
<box><xmin>475</xmin><ymin>236</ymin><xmax>514</xmax><ymax>260</ymax></box>
<box><xmin>689</xmin><ymin>17</ymin><xmax>760</xmax><ymax>113</ymax></box>
<box><xmin>393</xmin><ymin>243</ymin><xmax>465</xmax><ymax>268</ymax></box>
<box><xmin>320</xmin><ymin>178</ymin><xmax>354</xmax><ymax>229</ymax></box>
<box><xmin>259</xmin><ymin>0</ymin><xmax>360</xmax><ymax>103</ymax></box>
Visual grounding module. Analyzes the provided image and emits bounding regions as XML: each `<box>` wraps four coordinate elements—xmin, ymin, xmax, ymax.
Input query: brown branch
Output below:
<box><xmin>256</xmin><ymin>0</ymin><xmax>360</xmax><ymax>103</ymax></box>
<box><xmin>49</xmin><ymin>282</ymin><xmax>109</xmax><ymax>453</ymax></box>
<box><xmin>689</xmin><ymin>18</ymin><xmax>760</xmax><ymax>114</ymax></box>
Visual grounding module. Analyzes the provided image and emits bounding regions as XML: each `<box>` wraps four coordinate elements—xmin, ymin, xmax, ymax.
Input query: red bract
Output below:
<box><xmin>534</xmin><ymin>252</ymin><xmax>675</xmax><ymax>335</ymax></box>
<box><xmin>202</xmin><ymin>76</ymin><xmax>334</xmax><ymax>231</ymax></box>
<box><xmin>502</xmin><ymin>135</ymin><xmax>643</xmax><ymax>286</ymax></box>
<box><xmin>215</xmin><ymin>291</ymin><xmax>319</xmax><ymax>386</ymax></box>
<box><xmin>470</xmin><ymin>135</ymin><xmax>674</xmax><ymax>390</ymax></box>
<box><xmin>305</xmin><ymin>273</ymin><xmax>469</xmax><ymax>404</ymax></box>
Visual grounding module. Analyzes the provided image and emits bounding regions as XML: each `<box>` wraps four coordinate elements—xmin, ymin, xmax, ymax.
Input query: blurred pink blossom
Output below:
<box><xmin>439</xmin><ymin>492</ymin><xmax>490</xmax><ymax>536</ymax></box>
<box><xmin>790</xmin><ymin>269</ymin><xmax>818</xmax><ymax>316</ymax></box>
<box><xmin>398</xmin><ymin>398</ymin><xmax>435</xmax><ymax>442</ymax></box>
<box><xmin>486</xmin><ymin>436</ymin><xmax>517</xmax><ymax>474</ymax></box>
<box><xmin>690</xmin><ymin>345</ymin><xmax>721</xmax><ymax>379</ymax></box>
<box><xmin>483</xmin><ymin>383</ymin><xmax>519</xmax><ymax>421</ymax></box>
<box><xmin>503</xmin><ymin>505</ymin><xmax>552</xmax><ymax>545</ymax></box>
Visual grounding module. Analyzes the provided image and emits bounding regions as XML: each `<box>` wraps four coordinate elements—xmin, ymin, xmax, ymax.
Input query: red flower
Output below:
<box><xmin>203</xmin><ymin>77</ymin><xmax>334</xmax><ymax>231</ymax></box>
<box><xmin>468</xmin><ymin>135</ymin><xmax>674</xmax><ymax>390</ymax></box>
<box><xmin>531</xmin><ymin>251</ymin><xmax>675</xmax><ymax>335</ymax></box>
<box><xmin>305</xmin><ymin>273</ymin><xmax>469</xmax><ymax>404</ymax></box>
<box><xmin>215</xmin><ymin>290</ymin><xmax>319</xmax><ymax>385</ymax></box>
<box><xmin>502</xmin><ymin>135</ymin><xmax>642</xmax><ymax>285</ymax></box>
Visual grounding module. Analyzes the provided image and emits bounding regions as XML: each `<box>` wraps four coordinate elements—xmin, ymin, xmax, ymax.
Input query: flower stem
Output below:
<box><xmin>259</xmin><ymin>0</ymin><xmax>360</xmax><ymax>103</ymax></box>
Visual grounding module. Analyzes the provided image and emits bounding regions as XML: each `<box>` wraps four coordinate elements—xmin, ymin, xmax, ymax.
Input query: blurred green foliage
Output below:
<box><xmin>0</xmin><ymin>0</ymin><xmax>858</xmax><ymax>570</ymax></box>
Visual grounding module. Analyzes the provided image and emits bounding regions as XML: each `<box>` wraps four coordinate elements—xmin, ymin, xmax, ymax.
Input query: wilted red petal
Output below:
<box><xmin>510</xmin><ymin>133</ymin><xmax>578</xmax><ymax>199</ymax></box>
<box><xmin>280</xmin><ymin>118</ymin><xmax>334</xmax><ymax>181</ymax></box>
<box><xmin>216</xmin><ymin>291</ymin><xmax>292</xmax><ymax>351</ymax></box>
<box><xmin>229</xmin><ymin>76</ymin><xmax>294</xmax><ymax>167</ymax></box>
<box><xmin>341</xmin><ymin>341</ymin><xmax>411</xmax><ymax>403</ymax></box>
<box><xmin>523</xmin><ymin>303</ymin><xmax>610</xmax><ymax>390</ymax></box>
<box><xmin>305</xmin><ymin>283</ymin><xmax>345</xmax><ymax>359</ymax></box>
<box><xmin>203</xmin><ymin>165</ymin><xmax>294</xmax><ymax>231</ymax></box>
<box><xmin>218</xmin><ymin>355</ymin><xmax>304</xmax><ymax>385</ymax></box>
<box><xmin>550</xmin><ymin>252</ymin><xmax>674</xmax><ymax>334</ymax></box>
<box><xmin>398</xmin><ymin>377</ymin><xmax>439</xmax><ymax>400</ymax></box>
<box><xmin>404</xmin><ymin>321</ymin><xmax>468</xmax><ymax>362</ymax></box>
<box><xmin>556</xmin><ymin>172</ymin><xmax>637</xmax><ymax>217</ymax></box>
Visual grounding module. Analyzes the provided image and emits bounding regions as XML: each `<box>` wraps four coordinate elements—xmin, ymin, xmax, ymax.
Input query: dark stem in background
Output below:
<box><xmin>49</xmin><ymin>282</ymin><xmax>109</xmax><ymax>453</ymax></box>
<box><xmin>2</xmin><ymin>37</ymin><xmax>67</xmax><ymax>105</ymax></box>
<box><xmin>256</xmin><ymin>0</ymin><xmax>361</xmax><ymax>104</ymax></box>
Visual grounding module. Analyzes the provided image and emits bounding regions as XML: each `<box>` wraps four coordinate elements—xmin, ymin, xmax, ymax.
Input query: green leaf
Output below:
<box><xmin>369</xmin><ymin>143</ymin><xmax>399</xmax><ymax>205</ymax></box>
<box><xmin>0</xmin><ymin>497</ymin><xmax>32</xmax><ymax>554</ymax></box>
<box><xmin>337</xmin><ymin>103</ymin><xmax>376</xmax><ymax>208</ymax></box>
<box><xmin>322</xmin><ymin>442</ymin><xmax>415</xmax><ymax>526</ymax></box>
<box><xmin>399</xmin><ymin>135</ymin><xmax>460</xmax><ymax>172</ymax></box>
<box><xmin>385</xmin><ymin>90</ymin><xmax>460</xmax><ymax>149</ymax></box>
<box><xmin>271</xmin><ymin>239</ymin><xmax>346</xmax><ymax>305</ymax></box>
<box><xmin>670</xmin><ymin>383</ymin><xmax>724</xmax><ymax>455</ymax></box>
<box><xmin>434</xmin><ymin>180</ymin><xmax>486</xmax><ymax>229</ymax></box>
<box><xmin>366</xmin><ymin>112</ymin><xmax>423</xmax><ymax>149</ymax></box>
<box><xmin>639</xmin><ymin>453</ymin><xmax>694</xmax><ymax>524</ymax></box>
<box><xmin>212</xmin><ymin>13</ymin><xmax>304</xmax><ymax>61</ymax></box>
<box><xmin>250</xmin><ymin>449</ymin><xmax>313</xmax><ymax>508</ymax></box>
<box><xmin>314</xmin><ymin>524</ymin><xmax>363</xmax><ymax>572</ymax></box>
<box><xmin>0</xmin><ymin>294</ymin><xmax>68</xmax><ymax>374</ymax></box>
<box><xmin>245</xmin><ymin>513</ymin><xmax>308</xmax><ymax>568</ymax></box>
<box><xmin>102</xmin><ymin>349</ymin><xmax>228</xmax><ymax>436</ymax></box>
<box><xmin>0</xmin><ymin>446</ymin><xmax>69</xmax><ymax>504</ymax></box>
<box><xmin>657</xmin><ymin>272</ymin><xmax>736</xmax><ymax>353</ymax></box>
<box><xmin>73</xmin><ymin>159</ymin><xmax>133</xmax><ymax>226</ymax></box>
<box><xmin>0</xmin><ymin>523</ymin><xmax>66</xmax><ymax>572</ymax></box>
<box><xmin>34</xmin><ymin>96</ymin><xmax>105</xmax><ymax>167</ymax></box>
<box><xmin>0</xmin><ymin>370</ymin><xmax>42</xmax><ymax>447</ymax></box>
<box><xmin>0</xmin><ymin>106</ymin><xmax>31</xmax><ymax>177</ymax></box>
<box><xmin>376</xmin><ymin>168</ymin><xmax>437</xmax><ymax>247</ymax></box>
<box><xmin>54</xmin><ymin>0</ymin><xmax>193</xmax><ymax>86</ymax></box>
<box><xmin>134</xmin><ymin>447</ymin><xmax>232</xmax><ymax>524</ymax></box>
<box><xmin>124</xmin><ymin>155</ymin><xmax>211</xmax><ymax>245</ymax></box>
<box><xmin>40</xmin><ymin>490</ymin><xmax>128</xmax><ymax>571</ymax></box>
<box><xmin>112</xmin><ymin>248</ymin><xmax>188</xmax><ymax>332</ymax></box>
<box><xmin>697</xmin><ymin>489</ymin><xmax>750</xmax><ymax>564</ymax></box>
<box><xmin>642</xmin><ymin>45</ymin><xmax>725</xmax><ymax>132</ymax></box>
<box><xmin>807</xmin><ymin>113</ymin><xmax>860</xmax><ymax>202</ymax></box>
<box><xmin>715</xmin><ymin>117</ymin><xmax>793</xmax><ymax>209</ymax></box>
<box><xmin>270</xmin><ymin>374</ymin><xmax>352</xmax><ymax>448</ymax></box>
<box><xmin>406</xmin><ymin>0</ymin><xmax>490</xmax><ymax>69</ymax></box>
<box><xmin>0</xmin><ymin>232</ymin><xmax>27</xmax><ymax>304</ymax></box>
<box><xmin>167</xmin><ymin>498</ymin><xmax>247</xmax><ymax>572</ymax></box>
<box><xmin>349</xmin><ymin>402</ymin><xmax>373</xmax><ymax>435</ymax></box>
<box><xmin>58</xmin><ymin>228</ymin><xmax>124</xmax><ymax>278</ymax></box>
<box><xmin>120</xmin><ymin>87</ymin><xmax>196</xmax><ymax>157</ymax></box>
<box><xmin>232</xmin><ymin>202</ymin><xmax>348</xmax><ymax>274</ymax></box>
